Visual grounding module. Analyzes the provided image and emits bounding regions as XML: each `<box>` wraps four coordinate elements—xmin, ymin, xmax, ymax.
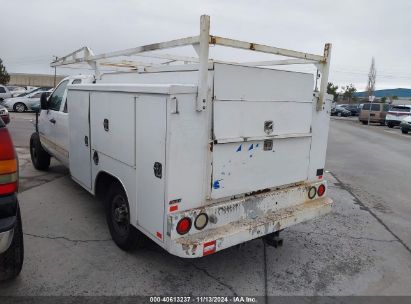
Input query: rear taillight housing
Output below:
<box><xmin>317</xmin><ymin>184</ymin><xmax>326</xmax><ymax>197</ymax></box>
<box><xmin>0</xmin><ymin>128</ymin><xmax>18</xmax><ymax>196</ymax></box>
<box><xmin>176</xmin><ymin>217</ymin><xmax>192</xmax><ymax>235</ymax></box>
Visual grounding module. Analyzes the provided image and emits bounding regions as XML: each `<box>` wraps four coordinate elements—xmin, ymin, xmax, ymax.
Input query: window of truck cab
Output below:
<box><xmin>63</xmin><ymin>79</ymin><xmax>82</xmax><ymax>113</ymax></box>
<box><xmin>48</xmin><ymin>80</ymin><xmax>69</xmax><ymax>111</ymax></box>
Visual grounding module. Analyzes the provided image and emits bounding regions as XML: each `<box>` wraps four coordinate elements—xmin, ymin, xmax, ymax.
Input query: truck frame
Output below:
<box><xmin>32</xmin><ymin>15</ymin><xmax>333</xmax><ymax>258</ymax></box>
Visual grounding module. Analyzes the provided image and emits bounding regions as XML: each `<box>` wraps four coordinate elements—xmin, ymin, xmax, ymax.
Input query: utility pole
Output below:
<box><xmin>53</xmin><ymin>55</ymin><xmax>58</xmax><ymax>87</ymax></box>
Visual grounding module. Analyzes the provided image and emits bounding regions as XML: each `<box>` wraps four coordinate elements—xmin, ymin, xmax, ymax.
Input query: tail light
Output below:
<box><xmin>308</xmin><ymin>186</ymin><xmax>317</xmax><ymax>199</ymax></box>
<box><xmin>194</xmin><ymin>213</ymin><xmax>208</xmax><ymax>230</ymax></box>
<box><xmin>176</xmin><ymin>217</ymin><xmax>192</xmax><ymax>235</ymax></box>
<box><xmin>317</xmin><ymin>184</ymin><xmax>326</xmax><ymax>197</ymax></box>
<box><xmin>0</xmin><ymin>128</ymin><xmax>18</xmax><ymax>196</ymax></box>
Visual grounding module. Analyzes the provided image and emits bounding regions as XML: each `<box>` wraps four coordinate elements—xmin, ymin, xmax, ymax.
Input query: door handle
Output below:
<box><xmin>49</xmin><ymin>118</ymin><xmax>56</xmax><ymax>124</ymax></box>
<box><xmin>84</xmin><ymin>136</ymin><xmax>89</xmax><ymax>147</ymax></box>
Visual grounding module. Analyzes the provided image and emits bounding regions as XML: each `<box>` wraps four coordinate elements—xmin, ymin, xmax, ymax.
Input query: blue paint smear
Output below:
<box><xmin>256</xmin><ymin>144</ymin><xmax>259</xmax><ymax>148</ymax></box>
<box><xmin>236</xmin><ymin>144</ymin><xmax>242</xmax><ymax>152</ymax></box>
<box><xmin>249</xmin><ymin>144</ymin><xmax>254</xmax><ymax>151</ymax></box>
<box><xmin>213</xmin><ymin>180</ymin><xmax>220</xmax><ymax>189</ymax></box>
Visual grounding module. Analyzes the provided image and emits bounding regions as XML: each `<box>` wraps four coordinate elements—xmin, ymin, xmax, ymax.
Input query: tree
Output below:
<box><xmin>327</xmin><ymin>82</ymin><xmax>339</xmax><ymax>101</ymax></box>
<box><xmin>381</xmin><ymin>96</ymin><xmax>387</xmax><ymax>103</ymax></box>
<box><xmin>392</xmin><ymin>95</ymin><xmax>398</xmax><ymax>100</ymax></box>
<box><xmin>366</xmin><ymin>57</ymin><xmax>376</xmax><ymax>99</ymax></box>
<box><xmin>342</xmin><ymin>84</ymin><xmax>357</xmax><ymax>103</ymax></box>
<box><xmin>0</xmin><ymin>58</ymin><xmax>10</xmax><ymax>85</ymax></box>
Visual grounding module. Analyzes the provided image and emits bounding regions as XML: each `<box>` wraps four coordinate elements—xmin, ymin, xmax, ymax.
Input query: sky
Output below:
<box><xmin>1</xmin><ymin>0</ymin><xmax>411</xmax><ymax>92</ymax></box>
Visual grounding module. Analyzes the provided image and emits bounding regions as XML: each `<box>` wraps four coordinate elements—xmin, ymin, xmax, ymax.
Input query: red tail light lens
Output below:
<box><xmin>317</xmin><ymin>184</ymin><xmax>326</xmax><ymax>197</ymax></box>
<box><xmin>0</xmin><ymin>128</ymin><xmax>18</xmax><ymax>196</ymax></box>
<box><xmin>176</xmin><ymin>217</ymin><xmax>192</xmax><ymax>235</ymax></box>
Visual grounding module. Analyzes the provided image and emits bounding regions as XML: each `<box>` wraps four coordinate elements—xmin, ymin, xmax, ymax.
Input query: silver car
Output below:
<box><xmin>1</xmin><ymin>90</ymin><xmax>51</xmax><ymax>112</ymax></box>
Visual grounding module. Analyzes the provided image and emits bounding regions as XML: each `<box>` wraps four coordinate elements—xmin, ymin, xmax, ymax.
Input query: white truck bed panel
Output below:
<box><xmin>213</xmin><ymin>100</ymin><xmax>312</xmax><ymax>141</ymax></box>
<box><xmin>213</xmin><ymin>63</ymin><xmax>314</xmax><ymax>102</ymax></box>
<box><xmin>135</xmin><ymin>95</ymin><xmax>167</xmax><ymax>240</ymax></box>
<box><xmin>67</xmin><ymin>90</ymin><xmax>92</xmax><ymax>190</ymax></box>
<box><xmin>211</xmin><ymin>137</ymin><xmax>311</xmax><ymax>199</ymax></box>
<box><xmin>90</xmin><ymin>92</ymin><xmax>136</xmax><ymax>167</ymax></box>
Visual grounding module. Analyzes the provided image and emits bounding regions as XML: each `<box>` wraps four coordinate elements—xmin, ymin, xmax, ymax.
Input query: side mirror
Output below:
<box><xmin>40</xmin><ymin>92</ymin><xmax>49</xmax><ymax>110</ymax></box>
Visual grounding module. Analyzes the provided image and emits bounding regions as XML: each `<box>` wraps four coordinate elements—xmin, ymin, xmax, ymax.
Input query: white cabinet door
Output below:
<box><xmin>136</xmin><ymin>95</ymin><xmax>167</xmax><ymax>241</ymax></box>
<box><xmin>68</xmin><ymin>90</ymin><xmax>92</xmax><ymax>190</ymax></box>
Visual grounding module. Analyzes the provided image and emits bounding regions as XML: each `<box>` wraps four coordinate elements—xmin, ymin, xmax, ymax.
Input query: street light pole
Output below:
<box><xmin>367</xmin><ymin>95</ymin><xmax>375</xmax><ymax>126</ymax></box>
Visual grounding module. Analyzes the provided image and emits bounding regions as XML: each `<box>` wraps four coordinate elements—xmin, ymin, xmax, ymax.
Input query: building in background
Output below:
<box><xmin>8</xmin><ymin>73</ymin><xmax>66</xmax><ymax>88</ymax></box>
<box><xmin>354</xmin><ymin>88</ymin><xmax>411</xmax><ymax>105</ymax></box>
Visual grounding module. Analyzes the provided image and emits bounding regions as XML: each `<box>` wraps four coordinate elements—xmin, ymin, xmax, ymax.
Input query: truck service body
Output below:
<box><xmin>32</xmin><ymin>15</ymin><xmax>333</xmax><ymax>258</ymax></box>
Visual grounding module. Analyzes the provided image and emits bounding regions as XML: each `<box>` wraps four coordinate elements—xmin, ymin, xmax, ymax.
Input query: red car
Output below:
<box><xmin>0</xmin><ymin>105</ymin><xmax>10</xmax><ymax>124</ymax></box>
<box><xmin>0</xmin><ymin>116</ymin><xmax>23</xmax><ymax>281</ymax></box>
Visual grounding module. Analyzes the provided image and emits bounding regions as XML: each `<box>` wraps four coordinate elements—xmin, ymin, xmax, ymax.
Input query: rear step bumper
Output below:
<box><xmin>168</xmin><ymin>184</ymin><xmax>332</xmax><ymax>258</ymax></box>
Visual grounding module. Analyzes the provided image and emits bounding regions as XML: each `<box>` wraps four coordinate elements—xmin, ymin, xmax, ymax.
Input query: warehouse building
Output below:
<box><xmin>8</xmin><ymin>73</ymin><xmax>66</xmax><ymax>88</ymax></box>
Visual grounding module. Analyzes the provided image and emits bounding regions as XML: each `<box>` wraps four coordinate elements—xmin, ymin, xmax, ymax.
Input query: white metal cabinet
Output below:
<box><xmin>211</xmin><ymin>137</ymin><xmax>311</xmax><ymax>199</ymax></box>
<box><xmin>67</xmin><ymin>90</ymin><xmax>92</xmax><ymax>189</ymax></box>
<box><xmin>90</xmin><ymin>92</ymin><xmax>136</xmax><ymax>167</ymax></box>
<box><xmin>135</xmin><ymin>95</ymin><xmax>167</xmax><ymax>240</ymax></box>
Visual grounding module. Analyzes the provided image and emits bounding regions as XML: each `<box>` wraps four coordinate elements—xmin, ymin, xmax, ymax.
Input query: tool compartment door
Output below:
<box><xmin>135</xmin><ymin>95</ymin><xmax>167</xmax><ymax>240</ymax></box>
<box><xmin>211</xmin><ymin>63</ymin><xmax>314</xmax><ymax>199</ymax></box>
<box><xmin>68</xmin><ymin>90</ymin><xmax>92</xmax><ymax>190</ymax></box>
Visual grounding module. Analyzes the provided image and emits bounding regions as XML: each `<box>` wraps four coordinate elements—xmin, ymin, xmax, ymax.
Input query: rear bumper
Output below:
<box><xmin>386</xmin><ymin>119</ymin><xmax>401</xmax><ymax>126</ymax></box>
<box><xmin>167</xmin><ymin>181</ymin><xmax>332</xmax><ymax>258</ymax></box>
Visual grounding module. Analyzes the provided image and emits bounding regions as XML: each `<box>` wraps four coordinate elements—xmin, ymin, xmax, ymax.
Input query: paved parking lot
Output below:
<box><xmin>0</xmin><ymin>113</ymin><xmax>410</xmax><ymax>296</ymax></box>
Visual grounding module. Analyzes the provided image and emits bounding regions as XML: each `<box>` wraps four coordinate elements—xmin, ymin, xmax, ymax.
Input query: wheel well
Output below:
<box><xmin>94</xmin><ymin>171</ymin><xmax>122</xmax><ymax>201</ymax></box>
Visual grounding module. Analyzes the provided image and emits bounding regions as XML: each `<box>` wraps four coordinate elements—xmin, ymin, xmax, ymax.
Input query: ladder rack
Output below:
<box><xmin>51</xmin><ymin>15</ymin><xmax>331</xmax><ymax>112</ymax></box>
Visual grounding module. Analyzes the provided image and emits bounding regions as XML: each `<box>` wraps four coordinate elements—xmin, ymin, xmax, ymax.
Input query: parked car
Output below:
<box><xmin>385</xmin><ymin>105</ymin><xmax>411</xmax><ymax>128</ymax></box>
<box><xmin>6</xmin><ymin>86</ymin><xmax>27</xmax><ymax>98</ymax></box>
<box><xmin>1</xmin><ymin>90</ymin><xmax>50</xmax><ymax>112</ymax></box>
<box><xmin>0</xmin><ymin>117</ymin><xmax>24</xmax><ymax>281</ymax></box>
<box><xmin>331</xmin><ymin>105</ymin><xmax>351</xmax><ymax>117</ymax></box>
<box><xmin>400</xmin><ymin>116</ymin><xmax>411</xmax><ymax>134</ymax></box>
<box><xmin>0</xmin><ymin>85</ymin><xmax>12</xmax><ymax>102</ymax></box>
<box><xmin>27</xmin><ymin>90</ymin><xmax>52</xmax><ymax>111</ymax></box>
<box><xmin>0</xmin><ymin>106</ymin><xmax>10</xmax><ymax>124</ymax></box>
<box><xmin>359</xmin><ymin>103</ymin><xmax>390</xmax><ymax>125</ymax></box>
<box><xmin>14</xmin><ymin>87</ymin><xmax>50</xmax><ymax>98</ymax></box>
<box><xmin>340</xmin><ymin>104</ymin><xmax>360</xmax><ymax>116</ymax></box>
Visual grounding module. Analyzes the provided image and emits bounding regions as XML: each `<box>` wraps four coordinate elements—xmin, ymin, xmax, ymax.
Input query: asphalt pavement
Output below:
<box><xmin>0</xmin><ymin>113</ymin><xmax>410</xmax><ymax>296</ymax></box>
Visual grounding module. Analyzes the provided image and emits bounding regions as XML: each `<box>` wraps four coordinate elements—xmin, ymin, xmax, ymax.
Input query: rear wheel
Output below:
<box><xmin>13</xmin><ymin>103</ymin><xmax>27</xmax><ymax>113</ymax></box>
<box><xmin>387</xmin><ymin>122</ymin><xmax>394</xmax><ymax>128</ymax></box>
<box><xmin>361</xmin><ymin>121</ymin><xmax>368</xmax><ymax>125</ymax></box>
<box><xmin>105</xmin><ymin>183</ymin><xmax>144</xmax><ymax>250</ymax></box>
<box><xmin>30</xmin><ymin>133</ymin><xmax>51</xmax><ymax>171</ymax></box>
<box><xmin>402</xmin><ymin>128</ymin><xmax>409</xmax><ymax>134</ymax></box>
<box><xmin>0</xmin><ymin>206</ymin><xmax>24</xmax><ymax>281</ymax></box>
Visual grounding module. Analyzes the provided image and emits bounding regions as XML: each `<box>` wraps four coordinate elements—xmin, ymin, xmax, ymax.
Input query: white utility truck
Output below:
<box><xmin>30</xmin><ymin>15</ymin><xmax>333</xmax><ymax>258</ymax></box>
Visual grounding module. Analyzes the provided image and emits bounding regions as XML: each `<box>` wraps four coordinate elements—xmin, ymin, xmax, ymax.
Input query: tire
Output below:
<box><xmin>30</xmin><ymin>133</ymin><xmax>51</xmax><ymax>171</ymax></box>
<box><xmin>387</xmin><ymin>122</ymin><xmax>394</xmax><ymax>128</ymax></box>
<box><xmin>402</xmin><ymin>128</ymin><xmax>409</xmax><ymax>134</ymax></box>
<box><xmin>337</xmin><ymin>112</ymin><xmax>342</xmax><ymax>117</ymax></box>
<box><xmin>105</xmin><ymin>183</ymin><xmax>144</xmax><ymax>251</ymax></box>
<box><xmin>13</xmin><ymin>102</ymin><xmax>27</xmax><ymax>113</ymax></box>
<box><xmin>361</xmin><ymin>121</ymin><xmax>368</xmax><ymax>125</ymax></box>
<box><xmin>0</xmin><ymin>206</ymin><xmax>24</xmax><ymax>281</ymax></box>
